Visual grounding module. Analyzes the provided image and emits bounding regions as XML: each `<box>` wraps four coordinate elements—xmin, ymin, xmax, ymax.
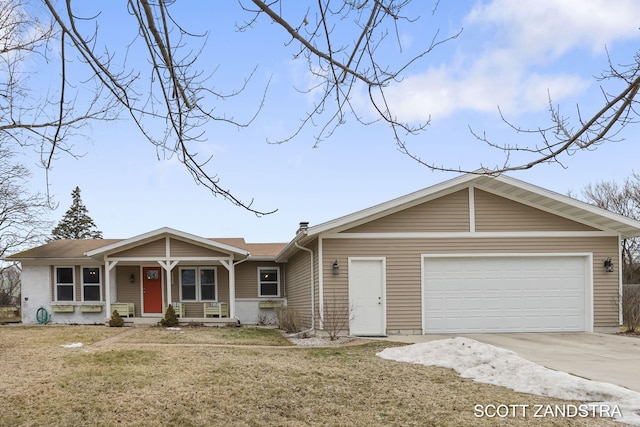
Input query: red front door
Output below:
<box><xmin>143</xmin><ymin>267</ymin><xmax>163</xmax><ymax>314</ymax></box>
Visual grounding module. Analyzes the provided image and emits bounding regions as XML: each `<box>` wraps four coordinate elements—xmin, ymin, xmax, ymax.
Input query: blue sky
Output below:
<box><xmin>22</xmin><ymin>1</ymin><xmax>640</xmax><ymax>243</ymax></box>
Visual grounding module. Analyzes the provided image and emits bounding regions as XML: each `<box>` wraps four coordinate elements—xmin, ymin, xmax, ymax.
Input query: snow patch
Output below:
<box><xmin>377</xmin><ymin>337</ymin><xmax>640</xmax><ymax>426</ymax></box>
<box><xmin>61</xmin><ymin>342</ymin><xmax>83</xmax><ymax>348</ymax></box>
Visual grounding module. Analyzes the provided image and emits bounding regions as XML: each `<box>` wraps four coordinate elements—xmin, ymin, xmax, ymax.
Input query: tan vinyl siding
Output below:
<box><xmin>169</xmin><ymin>238</ymin><xmax>229</xmax><ymax>258</ymax></box>
<box><xmin>115</xmin><ymin>266</ymin><xmax>142</xmax><ymax>316</ymax></box>
<box><xmin>345</xmin><ymin>189</ymin><xmax>470</xmax><ymax>233</ymax></box>
<box><xmin>475</xmin><ymin>189</ymin><xmax>597</xmax><ymax>232</ymax></box>
<box><xmin>285</xmin><ymin>244</ymin><xmax>315</xmax><ymax>329</ymax></box>
<box><xmin>322</xmin><ymin>236</ymin><xmax>619</xmax><ymax>333</ymax></box>
<box><xmin>235</xmin><ymin>261</ymin><xmax>285</xmax><ymax>298</ymax></box>
<box><xmin>112</xmin><ymin>239</ymin><xmax>166</xmax><ymax>258</ymax></box>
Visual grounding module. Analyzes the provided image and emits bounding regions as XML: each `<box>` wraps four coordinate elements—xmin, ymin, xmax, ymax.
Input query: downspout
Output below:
<box><xmin>295</xmin><ymin>242</ymin><xmax>315</xmax><ymax>335</ymax></box>
<box><xmin>619</xmin><ymin>233</ymin><xmax>623</xmax><ymax>327</ymax></box>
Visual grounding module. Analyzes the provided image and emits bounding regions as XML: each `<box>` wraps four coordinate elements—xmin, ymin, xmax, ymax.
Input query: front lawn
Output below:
<box><xmin>0</xmin><ymin>326</ymin><xmax>618</xmax><ymax>426</ymax></box>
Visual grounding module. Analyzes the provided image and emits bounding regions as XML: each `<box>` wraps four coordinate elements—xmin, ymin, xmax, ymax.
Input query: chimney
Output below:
<box><xmin>297</xmin><ymin>221</ymin><xmax>309</xmax><ymax>234</ymax></box>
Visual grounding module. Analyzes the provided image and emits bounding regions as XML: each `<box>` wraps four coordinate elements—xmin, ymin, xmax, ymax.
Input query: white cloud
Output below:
<box><xmin>380</xmin><ymin>0</ymin><xmax>640</xmax><ymax>122</ymax></box>
<box><xmin>466</xmin><ymin>0</ymin><xmax>640</xmax><ymax>58</ymax></box>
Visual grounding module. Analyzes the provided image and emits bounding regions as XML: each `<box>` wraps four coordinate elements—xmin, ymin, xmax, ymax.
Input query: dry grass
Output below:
<box><xmin>0</xmin><ymin>325</ymin><xmax>620</xmax><ymax>426</ymax></box>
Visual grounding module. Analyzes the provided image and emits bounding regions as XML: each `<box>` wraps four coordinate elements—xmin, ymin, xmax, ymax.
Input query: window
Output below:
<box><xmin>200</xmin><ymin>268</ymin><xmax>216</xmax><ymax>301</ymax></box>
<box><xmin>55</xmin><ymin>267</ymin><xmax>75</xmax><ymax>301</ymax></box>
<box><xmin>180</xmin><ymin>268</ymin><xmax>197</xmax><ymax>301</ymax></box>
<box><xmin>82</xmin><ymin>267</ymin><xmax>101</xmax><ymax>301</ymax></box>
<box><xmin>258</xmin><ymin>267</ymin><xmax>279</xmax><ymax>297</ymax></box>
<box><xmin>180</xmin><ymin>267</ymin><xmax>216</xmax><ymax>301</ymax></box>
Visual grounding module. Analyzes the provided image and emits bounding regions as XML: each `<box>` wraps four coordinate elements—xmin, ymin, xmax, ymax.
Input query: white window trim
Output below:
<box><xmin>179</xmin><ymin>267</ymin><xmax>197</xmax><ymax>302</ymax></box>
<box><xmin>199</xmin><ymin>267</ymin><xmax>218</xmax><ymax>302</ymax></box>
<box><xmin>81</xmin><ymin>266</ymin><xmax>102</xmax><ymax>302</ymax></box>
<box><xmin>258</xmin><ymin>266</ymin><xmax>280</xmax><ymax>298</ymax></box>
<box><xmin>54</xmin><ymin>266</ymin><xmax>75</xmax><ymax>302</ymax></box>
<box><xmin>179</xmin><ymin>266</ymin><xmax>217</xmax><ymax>302</ymax></box>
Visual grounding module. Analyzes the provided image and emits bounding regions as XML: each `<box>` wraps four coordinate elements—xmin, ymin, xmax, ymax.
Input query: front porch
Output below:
<box><xmin>83</xmin><ymin>229</ymin><xmax>252</xmax><ymax>322</ymax></box>
<box><xmin>70</xmin><ymin>228</ymin><xmax>286</xmax><ymax>326</ymax></box>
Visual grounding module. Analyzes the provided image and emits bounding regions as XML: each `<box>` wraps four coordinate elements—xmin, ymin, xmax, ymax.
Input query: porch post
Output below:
<box><xmin>220</xmin><ymin>257</ymin><xmax>236</xmax><ymax>319</ymax></box>
<box><xmin>228</xmin><ymin>256</ymin><xmax>236</xmax><ymax>319</ymax></box>
<box><xmin>104</xmin><ymin>260</ymin><xmax>118</xmax><ymax>320</ymax></box>
<box><xmin>158</xmin><ymin>260</ymin><xmax>179</xmax><ymax>307</ymax></box>
<box><xmin>166</xmin><ymin>265</ymin><xmax>172</xmax><ymax>308</ymax></box>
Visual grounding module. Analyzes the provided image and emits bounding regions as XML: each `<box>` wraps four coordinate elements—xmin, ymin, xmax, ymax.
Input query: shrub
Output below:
<box><xmin>320</xmin><ymin>295</ymin><xmax>353</xmax><ymax>340</ymax></box>
<box><xmin>622</xmin><ymin>285</ymin><xmax>640</xmax><ymax>333</ymax></box>
<box><xmin>160</xmin><ymin>304</ymin><xmax>179</xmax><ymax>327</ymax></box>
<box><xmin>275</xmin><ymin>307</ymin><xmax>301</xmax><ymax>333</ymax></box>
<box><xmin>256</xmin><ymin>312</ymin><xmax>273</xmax><ymax>326</ymax></box>
<box><xmin>108</xmin><ymin>310</ymin><xmax>124</xmax><ymax>327</ymax></box>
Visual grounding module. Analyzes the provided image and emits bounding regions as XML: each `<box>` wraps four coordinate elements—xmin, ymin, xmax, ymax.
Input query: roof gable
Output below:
<box><xmin>312</xmin><ymin>173</ymin><xmax>640</xmax><ymax>237</ymax></box>
<box><xmin>473</xmin><ymin>189</ymin><xmax>597</xmax><ymax>232</ymax></box>
<box><xmin>277</xmin><ymin>172</ymin><xmax>640</xmax><ymax>260</ymax></box>
<box><xmin>84</xmin><ymin>227</ymin><xmax>250</xmax><ymax>259</ymax></box>
<box><xmin>344</xmin><ymin>189</ymin><xmax>471</xmax><ymax>233</ymax></box>
<box><xmin>472</xmin><ymin>175</ymin><xmax>640</xmax><ymax>236</ymax></box>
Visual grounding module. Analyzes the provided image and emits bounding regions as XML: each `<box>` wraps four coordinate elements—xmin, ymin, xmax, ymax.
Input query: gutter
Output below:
<box><xmin>294</xmin><ymin>241</ymin><xmax>315</xmax><ymax>336</ymax></box>
<box><xmin>276</xmin><ymin>226</ymin><xmax>310</xmax><ymax>262</ymax></box>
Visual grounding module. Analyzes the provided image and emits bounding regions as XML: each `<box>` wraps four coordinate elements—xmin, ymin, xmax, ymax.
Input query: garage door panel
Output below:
<box><xmin>423</xmin><ymin>256</ymin><xmax>588</xmax><ymax>333</ymax></box>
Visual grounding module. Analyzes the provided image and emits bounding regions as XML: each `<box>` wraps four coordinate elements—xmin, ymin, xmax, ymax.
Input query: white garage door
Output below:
<box><xmin>423</xmin><ymin>255</ymin><xmax>589</xmax><ymax>333</ymax></box>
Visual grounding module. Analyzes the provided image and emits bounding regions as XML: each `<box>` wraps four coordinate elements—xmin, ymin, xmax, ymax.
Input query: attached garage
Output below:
<box><xmin>422</xmin><ymin>254</ymin><xmax>592</xmax><ymax>333</ymax></box>
<box><xmin>278</xmin><ymin>172</ymin><xmax>640</xmax><ymax>336</ymax></box>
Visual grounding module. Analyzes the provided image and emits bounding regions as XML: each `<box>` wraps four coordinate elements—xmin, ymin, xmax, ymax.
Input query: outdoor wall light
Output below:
<box><xmin>332</xmin><ymin>260</ymin><xmax>339</xmax><ymax>276</ymax></box>
<box><xmin>130</xmin><ymin>273</ymin><xmax>135</xmax><ymax>283</ymax></box>
<box><xmin>604</xmin><ymin>258</ymin><xmax>614</xmax><ymax>273</ymax></box>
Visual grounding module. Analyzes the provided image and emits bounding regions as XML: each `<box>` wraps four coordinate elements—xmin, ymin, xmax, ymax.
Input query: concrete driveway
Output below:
<box><xmin>379</xmin><ymin>333</ymin><xmax>640</xmax><ymax>392</ymax></box>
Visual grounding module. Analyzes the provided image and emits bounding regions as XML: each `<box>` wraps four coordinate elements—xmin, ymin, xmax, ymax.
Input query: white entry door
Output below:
<box><xmin>348</xmin><ymin>258</ymin><xmax>386</xmax><ymax>336</ymax></box>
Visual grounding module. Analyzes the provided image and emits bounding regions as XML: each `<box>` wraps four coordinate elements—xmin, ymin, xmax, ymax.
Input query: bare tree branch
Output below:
<box><xmin>41</xmin><ymin>0</ymin><xmax>275</xmax><ymax>215</ymax></box>
<box><xmin>578</xmin><ymin>174</ymin><xmax>640</xmax><ymax>284</ymax></box>
<box><xmin>412</xmin><ymin>52</ymin><xmax>640</xmax><ymax>175</ymax></box>
<box><xmin>247</xmin><ymin>0</ymin><xmax>461</xmax><ymax>149</ymax></box>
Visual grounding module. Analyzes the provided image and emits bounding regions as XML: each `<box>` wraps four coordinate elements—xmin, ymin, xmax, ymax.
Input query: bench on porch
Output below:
<box><xmin>110</xmin><ymin>302</ymin><xmax>135</xmax><ymax>318</ymax></box>
<box><xmin>168</xmin><ymin>302</ymin><xmax>185</xmax><ymax>318</ymax></box>
<box><xmin>203</xmin><ymin>302</ymin><xmax>228</xmax><ymax>318</ymax></box>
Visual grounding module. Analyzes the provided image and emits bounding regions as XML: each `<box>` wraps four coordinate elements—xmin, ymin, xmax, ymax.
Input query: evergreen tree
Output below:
<box><xmin>51</xmin><ymin>187</ymin><xmax>103</xmax><ymax>240</ymax></box>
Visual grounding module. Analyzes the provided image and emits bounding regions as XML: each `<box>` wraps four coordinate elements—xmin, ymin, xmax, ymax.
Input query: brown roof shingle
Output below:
<box><xmin>8</xmin><ymin>239</ymin><xmax>123</xmax><ymax>259</ymax></box>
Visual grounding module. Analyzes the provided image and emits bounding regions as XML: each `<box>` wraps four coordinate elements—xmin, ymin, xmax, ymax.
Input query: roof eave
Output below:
<box><xmin>3</xmin><ymin>256</ymin><xmax>92</xmax><ymax>263</ymax></box>
<box><xmin>482</xmin><ymin>174</ymin><xmax>640</xmax><ymax>237</ymax></box>
<box><xmin>275</xmin><ymin>231</ymin><xmax>313</xmax><ymax>262</ymax></box>
<box><xmin>278</xmin><ymin>172</ymin><xmax>640</xmax><ymax>259</ymax></box>
<box><xmin>247</xmin><ymin>255</ymin><xmax>278</xmax><ymax>261</ymax></box>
